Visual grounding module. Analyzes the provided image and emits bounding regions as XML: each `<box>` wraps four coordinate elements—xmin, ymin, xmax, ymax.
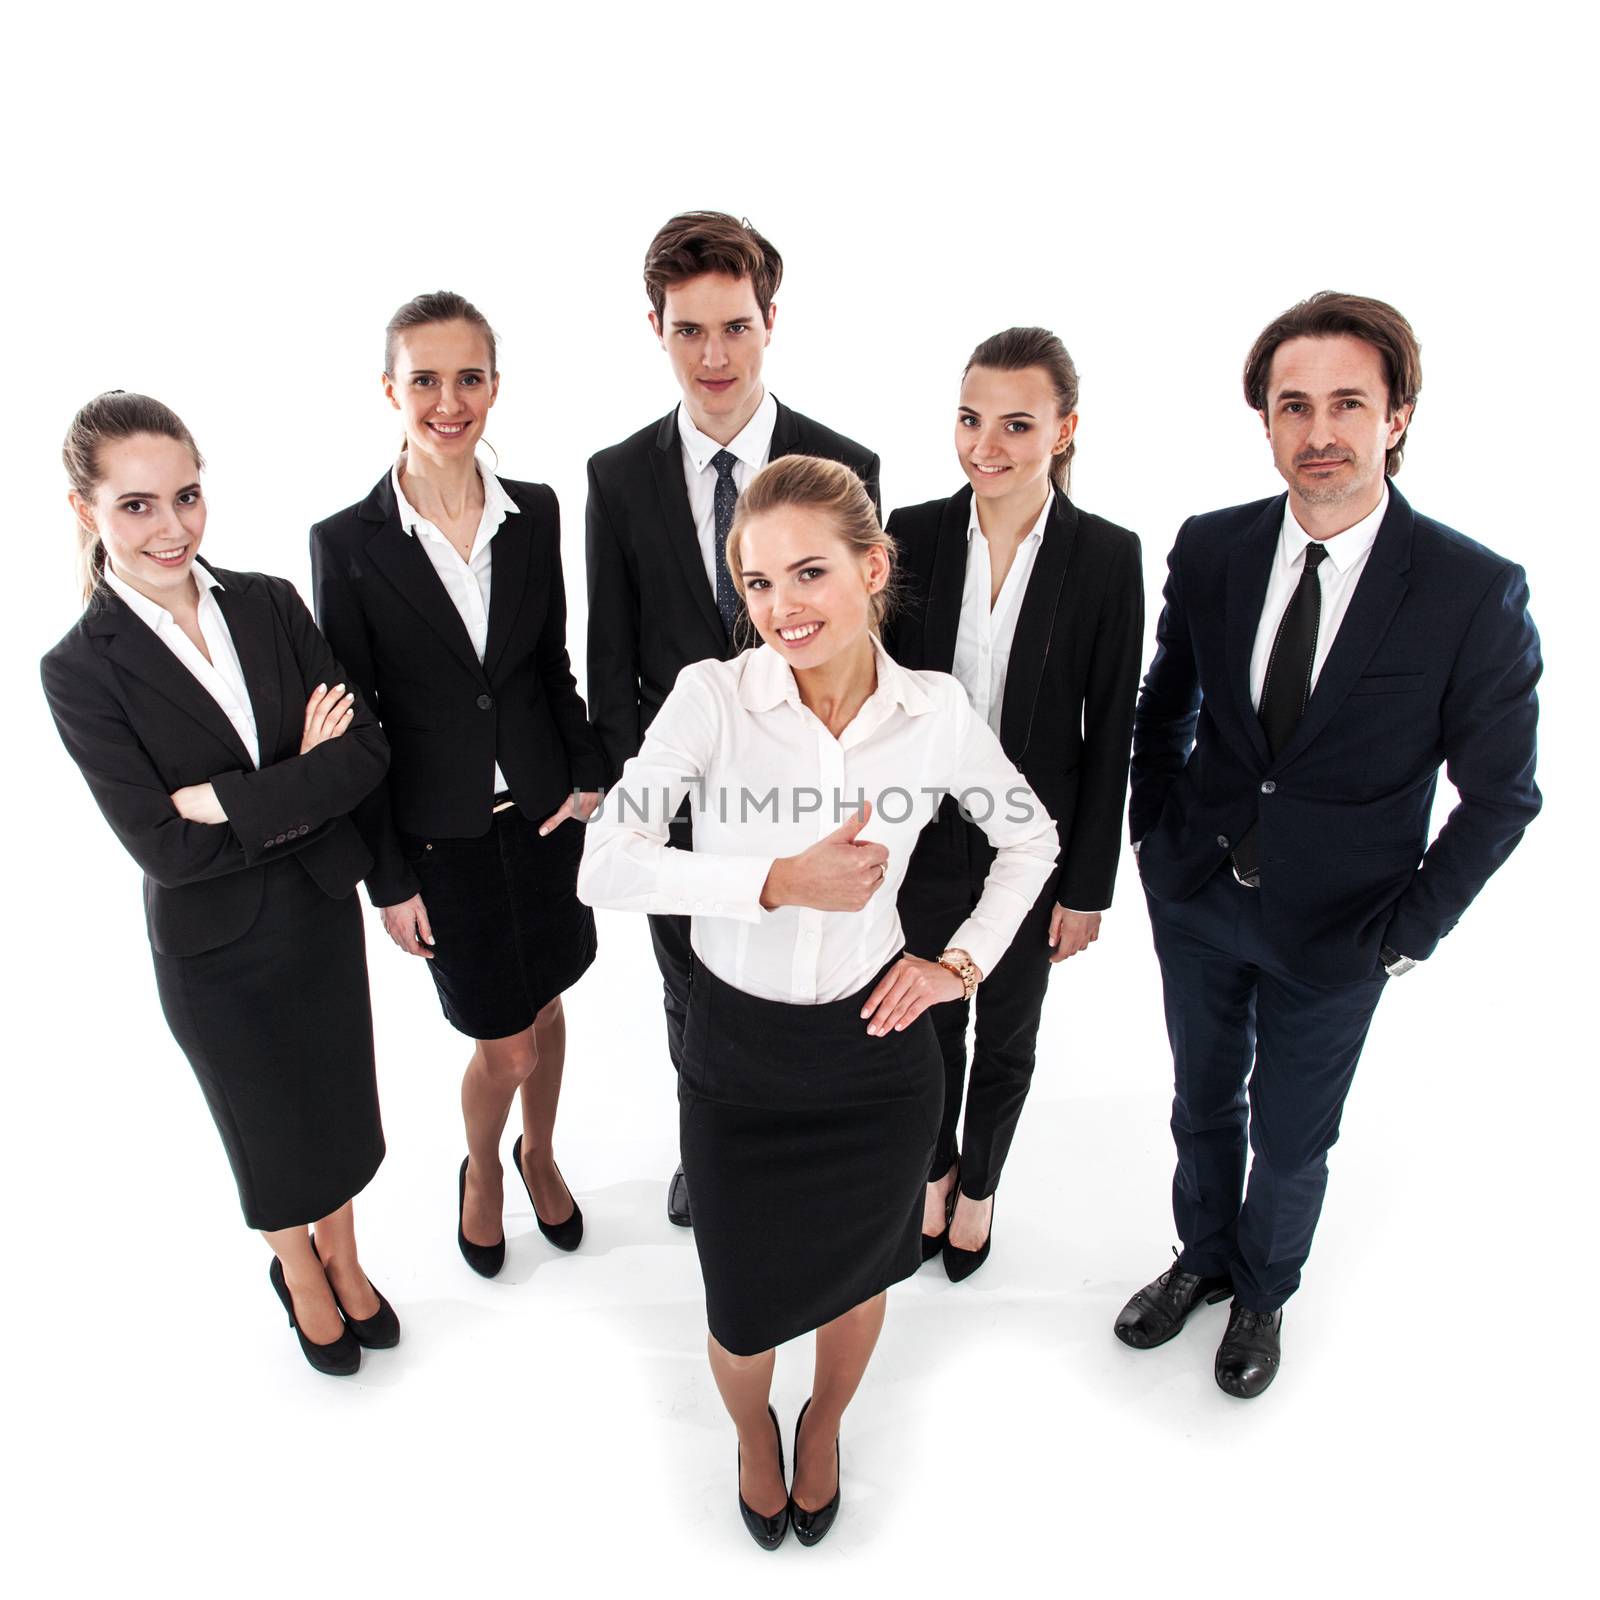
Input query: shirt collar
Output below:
<box><xmin>677</xmin><ymin>389</ymin><xmax>779</xmax><ymax>475</ymax></box>
<box><xmin>1281</xmin><ymin>484</ymin><xmax>1389</xmax><ymax>574</ymax></box>
<box><xmin>966</xmin><ymin>489</ymin><xmax>1053</xmax><ymax>548</ymax></box>
<box><xmin>736</xmin><ymin>633</ymin><xmax>934</xmax><ymax>718</ymax></box>
<box><xmin>391</xmin><ymin>459</ymin><xmax>520</xmax><ymax>538</ymax></box>
<box><xmin>104</xmin><ymin>560</ymin><xmax>223</xmax><ymax>629</ymax></box>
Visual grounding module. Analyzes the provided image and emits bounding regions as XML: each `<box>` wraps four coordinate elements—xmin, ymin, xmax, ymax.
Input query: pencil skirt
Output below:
<box><xmin>152</xmin><ymin>860</ymin><xmax>385</xmax><ymax>1232</ymax></box>
<box><xmin>679</xmin><ymin>956</ymin><xmax>943</xmax><ymax>1356</ymax></box>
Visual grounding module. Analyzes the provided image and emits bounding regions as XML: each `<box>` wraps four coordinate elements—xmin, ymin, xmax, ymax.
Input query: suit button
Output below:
<box><xmin>263</xmin><ymin>839</ymin><xmax>274</xmax><ymax>849</ymax></box>
<box><xmin>298</xmin><ymin>824</ymin><xmax>310</xmax><ymax>835</ymax></box>
<box><xmin>1216</xmin><ymin>835</ymin><xmax>1229</xmax><ymax>849</ymax></box>
<box><xmin>476</xmin><ymin>693</ymin><xmax>494</xmax><ymax>711</ymax></box>
<box><xmin>1260</xmin><ymin>781</ymin><xmax>1276</xmax><ymax>795</ymax></box>
<box><xmin>275</xmin><ymin>833</ymin><xmax>288</xmax><ymax>845</ymax></box>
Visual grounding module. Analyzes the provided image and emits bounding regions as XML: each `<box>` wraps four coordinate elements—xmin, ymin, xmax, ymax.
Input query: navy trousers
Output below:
<box><xmin>1146</xmin><ymin>865</ymin><xmax>1388</xmax><ymax>1312</ymax></box>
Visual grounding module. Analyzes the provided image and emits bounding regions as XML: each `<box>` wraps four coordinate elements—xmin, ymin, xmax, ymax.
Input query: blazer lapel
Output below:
<box><xmin>206</xmin><ymin>568</ymin><xmax>282</xmax><ymax>762</ymax></box>
<box><xmin>1272</xmin><ymin>488</ymin><xmax>1415</xmax><ymax>770</ymax></box>
<box><xmin>919</xmin><ymin>488</ymin><xmax>971</xmax><ymax>674</ymax></box>
<box><xmin>999</xmin><ymin>492</ymin><xmax>1077</xmax><ymax>762</ymax></box>
<box><xmin>89</xmin><ymin>588</ymin><xmax>256</xmax><ymax>769</ymax></box>
<box><xmin>650</xmin><ymin>409</ymin><xmax>728</xmax><ymax>651</ymax></box>
<box><xmin>1223</xmin><ymin>497</ymin><xmax>1283</xmax><ymax>768</ymax></box>
<box><xmin>482</xmin><ymin>501</ymin><xmax>531</xmax><ymax>681</ymax></box>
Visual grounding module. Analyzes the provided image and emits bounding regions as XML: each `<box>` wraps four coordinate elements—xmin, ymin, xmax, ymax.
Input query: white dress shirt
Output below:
<box><xmin>1249</xmin><ymin>487</ymin><xmax>1389</xmax><ymax>709</ymax></box>
<box><xmin>951</xmin><ymin>491</ymin><xmax>1052</xmax><ymax>737</ymax></box>
<box><xmin>392</xmin><ymin>460</ymin><xmax>521</xmax><ymax>794</ymax></box>
<box><xmin>104</xmin><ymin>562</ymin><xmax>259</xmax><ymax>768</ymax></box>
<box><xmin>677</xmin><ymin>389</ymin><xmax>779</xmax><ymax>595</ymax></box>
<box><xmin>578</xmin><ymin>635</ymin><xmax>1059</xmax><ymax>1004</ymax></box>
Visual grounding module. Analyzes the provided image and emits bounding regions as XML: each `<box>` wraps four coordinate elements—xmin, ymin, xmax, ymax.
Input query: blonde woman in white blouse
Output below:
<box><xmin>579</xmin><ymin>455</ymin><xmax>1057</xmax><ymax>1548</ymax></box>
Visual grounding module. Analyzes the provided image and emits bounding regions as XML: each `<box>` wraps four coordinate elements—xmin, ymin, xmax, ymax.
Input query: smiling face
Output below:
<box><xmin>736</xmin><ymin>504</ymin><xmax>887</xmax><ymax>671</ymax></box>
<box><xmin>956</xmin><ymin>364</ymin><xmax>1076</xmax><ymax>510</ymax></box>
<box><xmin>650</xmin><ymin>271</ymin><xmax>774</xmax><ymax>441</ymax></box>
<box><xmin>70</xmin><ymin>433</ymin><xmax>206</xmax><ymax>601</ymax></box>
<box><xmin>384</xmin><ymin>318</ymin><xmax>499</xmax><ymax>465</ymax></box>
<box><xmin>1262</xmin><ymin>334</ymin><xmax>1409</xmax><ymax>526</ymax></box>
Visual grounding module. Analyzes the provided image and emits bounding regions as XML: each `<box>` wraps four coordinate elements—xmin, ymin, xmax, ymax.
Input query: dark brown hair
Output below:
<box><xmin>727</xmin><ymin>455</ymin><xmax>897</xmax><ymax>640</ymax></box>
<box><xmin>1243</xmin><ymin>291</ymin><xmax>1422</xmax><ymax>476</ymax></box>
<box><xmin>384</xmin><ymin>289</ymin><xmax>499</xmax><ymax>377</ymax></box>
<box><xmin>643</xmin><ymin>212</ymin><xmax>783</xmax><ymax>322</ymax></box>
<box><xmin>964</xmin><ymin>327</ymin><xmax>1081</xmax><ymax>491</ymax></box>
<box><xmin>63</xmin><ymin>391</ymin><xmax>204</xmax><ymax>602</ymax></box>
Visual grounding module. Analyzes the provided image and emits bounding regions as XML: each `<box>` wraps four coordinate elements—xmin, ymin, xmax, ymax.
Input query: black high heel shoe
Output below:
<box><xmin>942</xmin><ymin>1192</ymin><xmax>995</xmax><ymax>1283</ymax></box>
<box><xmin>268</xmin><ymin>1255</ymin><xmax>360</xmax><ymax>1377</ymax></box>
<box><xmin>921</xmin><ymin>1178</ymin><xmax>955</xmax><ymax>1262</ymax></box>
<box><xmin>789</xmin><ymin>1396</ymin><xmax>841</xmax><ymax>1546</ymax></box>
<box><xmin>738</xmin><ymin>1404</ymin><xmax>789</xmax><ymax>1551</ymax></box>
<box><xmin>512</xmin><ymin>1134</ymin><xmax>584</xmax><ymax>1252</ymax></box>
<box><xmin>310</xmin><ymin>1236</ymin><xmax>400</xmax><ymax>1349</ymax></box>
<box><xmin>457</xmin><ymin>1156</ymin><xmax>506</xmax><ymax>1278</ymax></box>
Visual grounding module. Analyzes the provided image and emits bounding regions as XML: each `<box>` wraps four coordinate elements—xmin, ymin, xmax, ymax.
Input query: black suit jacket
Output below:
<box><xmin>310</xmin><ymin>472</ymin><xmax>606</xmax><ymax>908</ymax></box>
<box><xmin>887</xmin><ymin>486</ymin><xmax>1144</xmax><ymax>912</ymax></box>
<box><xmin>585</xmin><ymin>397</ymin><xmax>881</xmax><ymax>784</ymax></box>
<box><xmin>1130</xmin><ymin>484</ymin><xmax>1542</xmax><ymax>983</ymax></box>
<box><xmin>40</xmin><ymin>564</ymin><xmax>389</xmax><ymax>957</ymax></box>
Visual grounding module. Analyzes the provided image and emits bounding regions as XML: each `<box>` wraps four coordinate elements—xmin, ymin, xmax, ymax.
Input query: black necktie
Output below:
<box><xmin>1232</xmin><ymin>543</ymin><xmax>1328</xmax><ymax>886</ymax></box>
<box><xmin>711</xmin><ymin>449</ymin><xmax>739</xmax><ymax>637</ymax></box>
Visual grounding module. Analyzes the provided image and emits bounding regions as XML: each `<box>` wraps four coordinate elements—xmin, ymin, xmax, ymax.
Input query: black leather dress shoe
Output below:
<box><xmin>512</xmin><ymin>1135</ymin><xmax>583</xmax><ymax>1252</ymax></box>
<box><xmin>1114</xmin><ymin>1252</ymin><xmax>1233</xmax><ymax>1349</ymax></box>
<box><xmin>1214</xmin><ymin>1303</ymin><xmax>1283</xmax><ymax>1398</ymax></box>
<box><xmin>789</xmin><ymin>1396</ymin><xmax>841</xmax><ymax>1547</ymax></box>
<box><xmin>667</xmin><ymin>1163</ymin><xmax>693</xmax><ymax>1228</ymax></box>
<box><xmin>269</xmin><ymin>1256</ymin><xmax>360</xmax><ymax>1377</ymax></box>
<box><xmin>738</xmin><ymin>1404</ymin><xmax>788</xmax><ymax>1551</ymax></box>
<box><xmin>457</xmin><ymin>1156</ymin><xmax>506</xmax><ymax>1278</ymax></box>
<box><xmin>311</xmin><ymin>1237</ymin><xmax>400</xmax><ymax>1349</ymax></box>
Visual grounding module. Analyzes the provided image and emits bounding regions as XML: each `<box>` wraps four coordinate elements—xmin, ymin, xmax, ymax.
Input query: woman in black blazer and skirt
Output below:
<box><xmin>580</xmin><ymin>456</ymin><xmax>1058</xmax><ymax>1546</ymax></box>
<box><xmin>41</xmin><ymin>392</ymin><xmax>398</xmax><ymax>1376</ymax></box>
<box><xmin>887</xmin><ymin>327</ymin><xmax>1144</xmax><ymax>1280</ymax></box>
<box><xmin>311</xmin><ymin>292</ymin><xmax>606</xmax><ymax>1274</ymax></box>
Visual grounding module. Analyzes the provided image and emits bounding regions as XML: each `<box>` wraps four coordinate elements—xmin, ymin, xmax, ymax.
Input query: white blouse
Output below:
<box><xmin>104</xmin><ymin>563</ymin><xmax>260</xmax><ymax>768</ymax></box>
<box><xmin>577</xmin><ymin>636</ymin><xmax>1059</xmax><ymax>1004</ymax></box>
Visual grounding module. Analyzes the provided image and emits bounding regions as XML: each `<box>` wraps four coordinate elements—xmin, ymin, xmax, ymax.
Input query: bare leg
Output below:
<box><xmin>312</xmin><ymin>1200</ymin><xmax>380</xmax><ymax>1319</ymax></box>
<box><xmin>707</xmin><ymin>1334</ymin><xmax>785</xmax><ymax>1517</ymax></box>
<box><xmin>794</xmin><ymin>1291</ymin><xmax>887</xmax><ymax>1512</ymax></box>
<box><xmin>515</xmin><ymin>996</ymin><xmax>575</xmax><ymax>1223</ymax></box>
<box><xmin>949</xmin><ymin>1190</ymin><xmax>994</xmax><ymax>1252</ymax></box>
<box><xmin>262</xmin><ymin>1224</ymin><xmax>343</xmax><ymax>1345</ymax></box>
<box><xmin>923</xmin><ymin>1159</ymin><xmax>958</xmax><ymax>1236</ymax></box>
<box><xmin>459</xmin><ymin>1027</ymin><xmax>537</xmax><ymax>1246</ymax></box>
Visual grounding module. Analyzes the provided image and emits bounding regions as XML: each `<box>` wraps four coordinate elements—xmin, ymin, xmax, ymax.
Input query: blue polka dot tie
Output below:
<box><xmin>711</xmin><ymin>449</ymin><xmax>740</xmax><ymax>639</ymax></box>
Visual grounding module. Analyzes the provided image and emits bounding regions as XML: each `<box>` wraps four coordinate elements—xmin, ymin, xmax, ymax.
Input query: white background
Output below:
<box><xmin>5</xmin><ymin>3</ymin><xmax>1593</xmax><ymax>1594</ymax></box>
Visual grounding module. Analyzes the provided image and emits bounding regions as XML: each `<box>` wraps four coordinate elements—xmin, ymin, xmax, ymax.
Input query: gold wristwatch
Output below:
<box><xmin>937</xmin><ymin>947</ymin><xmax>982</xmax><ymax>1001</ymax></box>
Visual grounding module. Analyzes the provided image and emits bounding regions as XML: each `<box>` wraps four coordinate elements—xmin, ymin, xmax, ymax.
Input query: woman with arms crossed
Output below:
<box><xmin>888</xmin><ymin>327</ymin><xmax>1144</xmax><ymax>1278</ymax></box>
<box><xmin>311</xmin><ymin>292</ymin><xmax>605</xmax><ymax>1276</ymax></box>
<box><xmin>41</xmin><ymin>392</ymin><xmax>397</xmax><ymax>1376</ymax></box>
<box><xmin>579</xmin><ymin>457</ymin><xmax>1057</xmax><ymax>1546</ymax></box>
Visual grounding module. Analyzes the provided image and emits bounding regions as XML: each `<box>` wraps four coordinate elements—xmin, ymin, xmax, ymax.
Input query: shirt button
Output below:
<box><xmin>1260</xmin><ymin>781</ymin><xmax>1276</xmax><ymax>795</ymax></box>
<box><xmin>475</xmin><ymin>693</ymin><xmax>494</xmax><ymax>711</ymax></box>
<box><xmin>1216</xmin><ymin>834</ymin><xmax>1230</xmax><ymax>849</ymax></box>
<box><xmin>693</xmin><ymin>901</ymin><xmax>705</xmax><ymax>912</ymax></box>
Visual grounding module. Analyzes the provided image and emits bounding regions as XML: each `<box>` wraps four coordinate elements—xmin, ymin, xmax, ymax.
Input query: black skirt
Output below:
<box><xmin>401</xmin><ymin>807</ymin><xmax>596</xmax><ymax>1040</ymax></box>
<box><xmin>680</xmin><ymin>956</ymin><xmax>943</xmax><ymax>1356</ymax></box>
<box><xmin>152</xmin><ymin>860</ymin><xmax>385</xmax><ymax>1232</ymax></box>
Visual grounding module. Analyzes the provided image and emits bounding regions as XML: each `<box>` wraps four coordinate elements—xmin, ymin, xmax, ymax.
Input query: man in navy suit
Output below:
<box><xmin>1116</xmin><ymin>292</ymin><xmax>1541</xmax><ymax>1396</ymax></box>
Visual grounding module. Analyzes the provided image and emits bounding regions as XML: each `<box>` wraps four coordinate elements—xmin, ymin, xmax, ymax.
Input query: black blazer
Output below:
<box><xmin>585</xmin><ymin>397</ymin><xmax>881</xmax><ymax>784</ymax></box>
<box><xmin>40</xmin><ymin>564</ymin><xmax>389</xmax><ymax>958</ymax></box>
<box><xmin>310</xmin><ymin>472</ymin><xmax>606</xmax><ymax>909</ymax></box>
<box><xmin>1130</xmin><ymin>484</ymin><xmax>1542</xmax><ymax>983</ymax></box>
<box><xmin>887</xmin><ymin>486</ymin><xmax>1144</xmax><ymax>912</ymax></box>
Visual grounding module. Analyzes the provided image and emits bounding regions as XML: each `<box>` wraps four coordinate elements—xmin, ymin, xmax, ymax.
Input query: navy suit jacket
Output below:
<box><xmin>1129</xmin><ymin>484</ymin><xmax>1541</xmax><ymax>985</ymax></box>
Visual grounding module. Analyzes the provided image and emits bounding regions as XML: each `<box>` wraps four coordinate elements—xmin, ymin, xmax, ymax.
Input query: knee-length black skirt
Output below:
<box><xmin>400</xmin><ymin>806</ymin><xmax>597</xmax><ymax>1040</ymax></box>
<box><xmin>680</xmin><ymin>956</ymin><xmax>943</xmax><ymax>1357</ymax></box>
<box><xmin>152</xmin><ymin>860</ymin><xmax>385</xmax><ymax>1232</ymax></box>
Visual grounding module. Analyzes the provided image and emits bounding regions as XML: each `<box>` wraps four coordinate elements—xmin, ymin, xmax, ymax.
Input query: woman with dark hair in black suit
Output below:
<box><xmin>311</xmin><ymin>292</ymin><xmax>606</xmax><ymax>1276</ymax></box>
<box><xmin>42</xmin><ymin>391</ymin><xmax>398</xmax><ymax>1376</ymax></box>
<box><xmin>888</xmin><ymin>327</ymin><xmax>1145</xmax><ymax>1280</ymax></box>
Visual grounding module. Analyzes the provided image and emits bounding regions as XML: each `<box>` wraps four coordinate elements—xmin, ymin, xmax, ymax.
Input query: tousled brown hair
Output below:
<box><xmin>643</xmin><ymin>212</ymin><xmax>783</xmax><ymax>322</ymax></box>
<box><xmin>63</xmin><ymin>391</ymin><xmax>204</xmax><ymax>603</ymax></box>
<box><xmin>964</xmin><ymin>326</ymin><xmax>1081</xmax><ymax>491</ymax></box>
<box><xmin>1243</xmin><ymin>291</ymin><xmax>1422</xmax><ymax>476</ymax></box>
<box><xmin>726</xmin><ymin>455</ymin><xmax>897</xmax><ymax>641</ymax></box>
<box><xmin>384</xmin><ymin>289</ymin><xmax>499</xmax><ymax>376</ymax></box>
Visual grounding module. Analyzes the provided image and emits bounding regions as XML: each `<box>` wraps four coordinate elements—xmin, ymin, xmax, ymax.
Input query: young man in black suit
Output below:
<box><xmin>1118</xmin><ymin>292</ymin><xmax>1542</xmax><ymax>1397</ymax></box>
<box><xmin>585</xmin><ymin>211</ymin><xmax>881</xmax><ymax>1225</ymax></box>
